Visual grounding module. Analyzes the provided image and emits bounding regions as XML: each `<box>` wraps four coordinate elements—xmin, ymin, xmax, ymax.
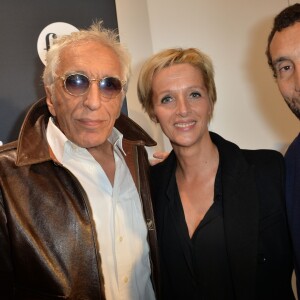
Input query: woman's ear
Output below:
<box><xmin>208</xmin><ymin>100</ymin><xmax>213</xmax><ymax>122</ymax></box>
<box><xmin>149</xmin><ymin>107</ymin><xmax>159</xmax><ymax>123</ymax></box>
<box><xmin>45</xmin><ymin>87</ymin><xmax>57</xmax><ymax>117</ymax></box>
<box><xmin>150</xmin><ymin>114</ymin><xmax>158</xmax><ymax>123</ymax></box>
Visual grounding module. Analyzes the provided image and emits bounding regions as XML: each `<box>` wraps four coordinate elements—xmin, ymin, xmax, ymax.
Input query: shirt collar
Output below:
<box><xmin>46</xmin><ymin>117</ymin><xmax>125</xmax><ymax>164</ymax></box>
<box><xmin>108</xmin><ymin>124</ymin><xmax>125</xmax><ymax>155</ymax></box>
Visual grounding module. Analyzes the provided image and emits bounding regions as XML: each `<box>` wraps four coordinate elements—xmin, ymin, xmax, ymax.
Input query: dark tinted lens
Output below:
<box><xmin>99</xmin><ymin>77</ymin><xmax>122</xmax><ymax>98</ymax></box>
<box><xmin>65</xmin><ymin>74</ymin><xmax>89</xmax><ymax>95</ymax></box>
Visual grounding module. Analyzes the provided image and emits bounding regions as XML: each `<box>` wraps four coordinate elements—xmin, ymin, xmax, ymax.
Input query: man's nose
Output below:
<box><xmin>83</xmin><ymin>81</ymin><xmax>103</xmax><ymax>110</ymax></box>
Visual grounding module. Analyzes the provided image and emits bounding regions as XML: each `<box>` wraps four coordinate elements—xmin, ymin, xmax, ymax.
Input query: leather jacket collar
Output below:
<box><xmin>14</xmin><ymin>97</ymin><xmax>156</xmax><ymax>167</ymax></box>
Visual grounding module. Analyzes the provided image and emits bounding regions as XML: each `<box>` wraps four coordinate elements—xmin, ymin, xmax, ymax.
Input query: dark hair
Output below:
<box><xmin>266</xmin><ymin>4</ymin><xmax>300</xmax><ymax>77</ymax></box>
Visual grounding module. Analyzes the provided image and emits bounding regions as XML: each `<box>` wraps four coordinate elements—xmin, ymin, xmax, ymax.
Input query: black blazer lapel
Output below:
<box><xmin>222</xmin><ymin>166</ymin><xmax>259</xmax><ymax>299</ymax></box>
<box><xmin>212</xmin><ymin>132</ymin><xmax>259</xmax><ymax>299</ymax></box>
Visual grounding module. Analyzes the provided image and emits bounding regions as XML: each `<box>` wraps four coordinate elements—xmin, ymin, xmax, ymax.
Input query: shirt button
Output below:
<box><xmin>123</xmin><ymin>276</ymin><xmax>128</xmax><ymax>283</ymax></box>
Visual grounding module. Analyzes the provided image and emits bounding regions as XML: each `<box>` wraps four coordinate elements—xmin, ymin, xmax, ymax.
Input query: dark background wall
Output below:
<box><xmin>0</xmin><ymin>0</ymin><xmax>119</xmax><ymax>143</ymax></box>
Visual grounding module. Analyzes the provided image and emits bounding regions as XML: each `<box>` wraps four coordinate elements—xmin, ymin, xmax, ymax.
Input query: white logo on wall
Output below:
<box><xmin>37</xmin><ymin>22</ymin><xmax>79</xmax><ymax>65</ymax></box>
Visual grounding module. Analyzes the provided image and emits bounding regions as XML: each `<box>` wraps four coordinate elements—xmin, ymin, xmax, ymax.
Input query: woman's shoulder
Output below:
<box><xmin>241</xmin><ymin>148</ymin><xmax>283</xmax><ymax>166</ymax></box>
<box><xmin>210</xmin><ymin>131</ymin><xmax>283</xmax><ymax>168</ymax></box>
<box><xmin>239</xmin><ymin>151</ymin><xmax>284</xmax><ymax>185</ymax></box>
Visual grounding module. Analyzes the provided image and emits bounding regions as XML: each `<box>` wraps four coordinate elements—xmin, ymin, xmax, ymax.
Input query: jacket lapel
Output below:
<box><xmin>213</xmin><ymin>133</ymin><xmax>259</xmax><ymax>299</ymax></box>
<box><xmin>222</xmin><ymin>168</ymin><xmax>259</xmax><ymax>299</ymax></box>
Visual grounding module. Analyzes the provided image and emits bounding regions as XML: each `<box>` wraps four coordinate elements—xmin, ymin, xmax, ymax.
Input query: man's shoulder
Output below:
<box><xmin>285</xmin><ymin>133</ymin><xmax>300</xmax><ymax>165</ymax></box>
<box><xmin>0</xmin><ymin>140</ymin><xmax>17</xmax><ymax>154</ymax></box>
<box><xmin>0</xmin><ymin>141</ymin><xmax>18</xmax><ymax>169</ymax></box>
<box><xmin>286</xmin><ymin>133</ymin><xmax>300</xmax><ymax>154</ymax></box>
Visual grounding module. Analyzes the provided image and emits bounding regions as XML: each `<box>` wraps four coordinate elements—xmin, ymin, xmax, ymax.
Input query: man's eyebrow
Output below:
<box><xmin>272</xmin><ymin>56</ymin><xmax>290</xmax><ymax>66</ymax></box>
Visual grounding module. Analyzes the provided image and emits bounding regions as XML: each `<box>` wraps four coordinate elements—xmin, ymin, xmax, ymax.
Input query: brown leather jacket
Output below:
<box><xmin>0</xmin><ymin>98</ymin><xmax>160</xmax><ymax>300</ymax></box>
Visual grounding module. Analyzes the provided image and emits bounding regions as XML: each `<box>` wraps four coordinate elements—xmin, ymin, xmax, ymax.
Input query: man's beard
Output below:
<box><xmin>284</xmin><ymin>97</ymin><xmax>300</xmax><ymax>120</ymax></box>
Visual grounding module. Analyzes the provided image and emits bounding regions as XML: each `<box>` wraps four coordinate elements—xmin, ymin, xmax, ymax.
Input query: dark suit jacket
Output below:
<box><xmin>285</xmin><ymin>133</ymin><xmax>300</xmax><ymax>298</ymax></box>
<box><xmin>150</xmin><ymin>132</ymin><xmax>294</xmax><ymax>300</ymax></box>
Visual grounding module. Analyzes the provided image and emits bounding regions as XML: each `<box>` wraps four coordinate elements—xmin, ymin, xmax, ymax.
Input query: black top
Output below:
<box><xmin>151</xmin><ymin>132</ymin><xmax>294</xmax><ymax>300</ymax></box>
<box><xmin>160</xmin><ymin>163</ymin><xmax>234</xmax><ymax>299</ymax></box>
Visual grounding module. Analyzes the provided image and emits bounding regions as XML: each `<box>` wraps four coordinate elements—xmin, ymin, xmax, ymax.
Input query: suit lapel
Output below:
<box><xmin>215</xmin><ymin>134</ymin><xmax>259</xmax><ymax>299</ymax></box>
<box><xmin>223</xmin><ymin>168</ymin><xmax>259</xmax><ymax>299</ymax></box>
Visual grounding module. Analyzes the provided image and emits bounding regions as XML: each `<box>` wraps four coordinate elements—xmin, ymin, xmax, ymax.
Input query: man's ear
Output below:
<box><xmin>45</xmin><ymin>87</ymin><xmax>56</xmax><ymax>117</ymax></box>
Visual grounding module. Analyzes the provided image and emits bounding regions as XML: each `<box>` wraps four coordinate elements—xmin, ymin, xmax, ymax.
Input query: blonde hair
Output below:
<box><xmin>137</xmin><ymin>47</ymin><xmax>217</xmax><ymax>121</ymax></box>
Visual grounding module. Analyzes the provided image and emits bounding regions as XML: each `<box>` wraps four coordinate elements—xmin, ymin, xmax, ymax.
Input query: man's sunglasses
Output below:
<box><xmin>60</xmin><ymin>73</ymin><xmax>126</xmax><ymax>99</ymax></box>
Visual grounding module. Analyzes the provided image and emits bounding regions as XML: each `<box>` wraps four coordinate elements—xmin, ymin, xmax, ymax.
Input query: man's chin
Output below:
<box><xmin>285</xmin><ymin>100</ymin><xmax>300</xmax><ymax>120</ymax></box>
<box><xmin>290</xmin><ymin>107</ymin><xmax>300</xmax><ymax>121</ymax></box>
<box><xmin>84</xmin><ymin>140</ymin><xmax>111</xmax><ymax>151</ymax></box>
<box><xmin>70</xmin><ymin>138</ymin><xmax>105</xmax><ymax>150</ymax></box>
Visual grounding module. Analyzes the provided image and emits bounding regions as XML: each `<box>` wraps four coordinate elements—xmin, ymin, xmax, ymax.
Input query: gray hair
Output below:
<box><xmin>43</xmin><ymin>21</ymin><xmax>131</xmax><ymax>89</ymax></box>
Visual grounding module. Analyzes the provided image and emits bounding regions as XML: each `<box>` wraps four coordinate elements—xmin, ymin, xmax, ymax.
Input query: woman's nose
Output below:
<box><xmin>176</xmin><ymin>97</ymin><xmax>190</xmax><ymax>116</ymax></box>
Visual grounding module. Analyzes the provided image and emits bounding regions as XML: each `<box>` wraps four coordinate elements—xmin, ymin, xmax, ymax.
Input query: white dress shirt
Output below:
<box><xmin>46</xmin><ymin>118</ymin><xmax>155</xmax><ymax>300</ymax></box>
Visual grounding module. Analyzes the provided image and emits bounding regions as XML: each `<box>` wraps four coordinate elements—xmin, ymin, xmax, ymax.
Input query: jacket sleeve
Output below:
<box><xmin>0</xmin><ymin>189</ymin><xmax>14</xmax><ymax>298</ymax></box>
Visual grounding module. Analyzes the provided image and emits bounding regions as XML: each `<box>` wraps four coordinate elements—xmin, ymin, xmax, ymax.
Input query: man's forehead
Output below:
<box><xmin>62</xmin><ymin>40</ymin><xmax>115</xmax><ymax>56</ymax></box>
<box><xmin>57</xmin><ymin>41</ymin><xmax>121</xmax><ymax>76</ymax></box>
<box><xmin>270</xmin><ymin>22</ymin><xmax>300</xmax><ymax>59</ymax></box>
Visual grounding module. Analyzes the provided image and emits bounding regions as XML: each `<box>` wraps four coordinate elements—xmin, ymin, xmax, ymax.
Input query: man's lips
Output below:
<box><xmin>77</xmin><ymin>118</ymin><xmax>107</xmax><ymax>128</ymax></box>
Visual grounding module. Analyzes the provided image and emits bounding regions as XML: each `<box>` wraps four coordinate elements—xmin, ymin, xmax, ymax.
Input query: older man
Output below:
<box><xmin>0</xmin><ymin>22</ymin><xmax>159</xmax><ymax>299</ymax></box>
<box><xmin>266</xmin><ymin>3</ymin><xmax>300</xmax><ymax>298</ymax></box>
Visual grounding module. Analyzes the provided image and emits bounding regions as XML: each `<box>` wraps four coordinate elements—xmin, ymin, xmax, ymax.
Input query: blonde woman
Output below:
<box><xmin>137</xmin><ymin>48</ymin><xmax>294</xmax><ymax>300</ymax></box>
